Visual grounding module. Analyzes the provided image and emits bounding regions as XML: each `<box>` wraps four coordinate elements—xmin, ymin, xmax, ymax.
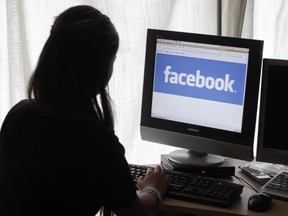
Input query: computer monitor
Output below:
<box><xmin>256</xmin><ymin>58</ymin><xmax>288</xmax><ymax>166</ymax></box>
<box><xmin>140</xmin><ymin>29</ymin><xmax>263</xmax><ymax>167</ymax></box>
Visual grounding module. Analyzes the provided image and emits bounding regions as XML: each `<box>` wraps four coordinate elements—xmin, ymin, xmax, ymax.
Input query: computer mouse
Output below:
<box><xmin>248</xmin><ymin>193</ymin><xmax>272</xmax><ymax>212</ymax></box>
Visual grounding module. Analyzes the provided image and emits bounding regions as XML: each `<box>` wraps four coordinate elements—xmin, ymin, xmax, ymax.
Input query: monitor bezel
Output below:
<box><xmin>141</xmin><ymin>29</ymin><xmax>263</xmax><ymax>161</ymax></box>
<box><xmin>256</xmin><ymin>58</ymin><xmax>288</xmax><ymax>165</ymax></box>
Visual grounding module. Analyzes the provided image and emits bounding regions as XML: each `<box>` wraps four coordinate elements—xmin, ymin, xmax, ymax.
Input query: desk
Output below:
<box><xmin>155</xmin><ymin>158</ymin><xmax>288</xmax><ymax>216</ymax></box>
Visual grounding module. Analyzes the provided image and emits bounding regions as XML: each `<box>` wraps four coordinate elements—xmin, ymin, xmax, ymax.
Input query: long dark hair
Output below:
<box><xmin>28</xmin><ymin>5</ymin><xmax>119</xmax><ymax>130</ymax></box>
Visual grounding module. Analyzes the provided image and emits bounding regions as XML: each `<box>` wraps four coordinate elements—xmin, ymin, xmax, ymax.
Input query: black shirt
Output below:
<box><xmin>0</xmin><ymin>99</ymin><xmax>137</xmax><ymax>216</ymax></box>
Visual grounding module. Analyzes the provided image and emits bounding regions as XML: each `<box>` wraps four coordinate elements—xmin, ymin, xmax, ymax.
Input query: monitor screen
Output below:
<box><xmin>141</xmin><ymin>29</ymin><xmax>263</xmax><ymax>167</ymax></box>
<box><xmin>256</xmin><ymin>58</ymin><xmax>288</xmax><ymax>166</ymax></box>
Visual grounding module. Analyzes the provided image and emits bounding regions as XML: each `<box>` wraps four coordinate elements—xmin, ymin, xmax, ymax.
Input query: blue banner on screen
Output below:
<box><xmin>153</xmin><ymin>53</ymin><xmax>247</xmax><ymax>105</ymax></box>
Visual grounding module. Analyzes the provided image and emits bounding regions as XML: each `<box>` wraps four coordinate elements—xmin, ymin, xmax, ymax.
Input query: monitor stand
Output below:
<box><xmin>168</xmin><ymin>149</ymin><xmax>225</xmax><ymax>167</ymax></box>
<box><xmin>161</xmin><ymin>151</ymin><xmax>235</xmax><ymax>177</ymax></box>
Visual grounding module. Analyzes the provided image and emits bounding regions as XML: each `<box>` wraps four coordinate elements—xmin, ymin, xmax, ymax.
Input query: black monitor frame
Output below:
<box><xmin>256</xmin><ymin>58</ymin><xmax>288</xmax><ymax>165</ymax></box>
<box><xmin>141</xmin><ymin>29</ymin><xmax>263</xmax><ymax>163</ymax></box>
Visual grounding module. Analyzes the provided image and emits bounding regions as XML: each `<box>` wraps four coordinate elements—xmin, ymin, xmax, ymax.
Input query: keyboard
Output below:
<box><xmin>129</xmin><ymin>164</ymin><xmax>244</xmax><ymax>207</ymax></box>
<box><xmin>261</xmin><ymin>171</ymin><xmax>288</xmax><ymax>200</ymax></box>
<box><xmin>239</xmin><ymin>165</ymin><xmax>271</xmax><ymax>185</ymax></box>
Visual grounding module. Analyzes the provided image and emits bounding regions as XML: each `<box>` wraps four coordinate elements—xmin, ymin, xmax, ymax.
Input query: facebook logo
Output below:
<box><xmin>153</xmin><ymin>53</ymin><xmax>247</xmax><ymax>105</ymax></box>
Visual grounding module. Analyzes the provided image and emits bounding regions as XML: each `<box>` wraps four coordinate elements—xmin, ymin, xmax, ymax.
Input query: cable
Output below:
<box><xmin>233</xmin><ymin>174</ymin><xmax>259</xmax><ymax>193</ymax></box>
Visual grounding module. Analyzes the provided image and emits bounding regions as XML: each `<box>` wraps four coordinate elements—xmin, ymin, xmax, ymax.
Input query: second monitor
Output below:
<box><xmin>256</xmin><ymin>58</ymin><xmax>288</xmax><ymax>166</ymax></box>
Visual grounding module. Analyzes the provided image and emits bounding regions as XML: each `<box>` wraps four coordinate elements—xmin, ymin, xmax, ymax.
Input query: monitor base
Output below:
<box><xmin>168</xmin><ymin>149</ymin><xmax>225</xmax><ymax>167</ymax></box>
<box><xmin>161</xmin><ymin>154</ymin><xmax>235</xmax><ymax>177</ymax></box>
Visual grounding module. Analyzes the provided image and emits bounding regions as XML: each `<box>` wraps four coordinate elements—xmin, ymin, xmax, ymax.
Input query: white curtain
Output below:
<box><xmin>221</xmin><ymin>0</ymin><xmax>288</xmax><ymax>60</ymax></box>
<box><xmin>0</xmin><ymin>0</ymin><xmax>287</xmax><ymax>167</ymax></box>
<box><xmin>221</xmin><ymin>0</ymin><xmax>247</xmax><ymax>37</ymax></box>
<box><xmin>243</xmin><ymin>0</ymin><xmax>288</xmax><ymax>59</ymax></box>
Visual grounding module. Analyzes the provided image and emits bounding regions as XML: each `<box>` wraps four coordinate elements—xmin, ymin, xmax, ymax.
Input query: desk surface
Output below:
<box><xmin>157</xmin><ymin>158</ymin><xmax>288</xmax><ymax>216</ymax></box>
